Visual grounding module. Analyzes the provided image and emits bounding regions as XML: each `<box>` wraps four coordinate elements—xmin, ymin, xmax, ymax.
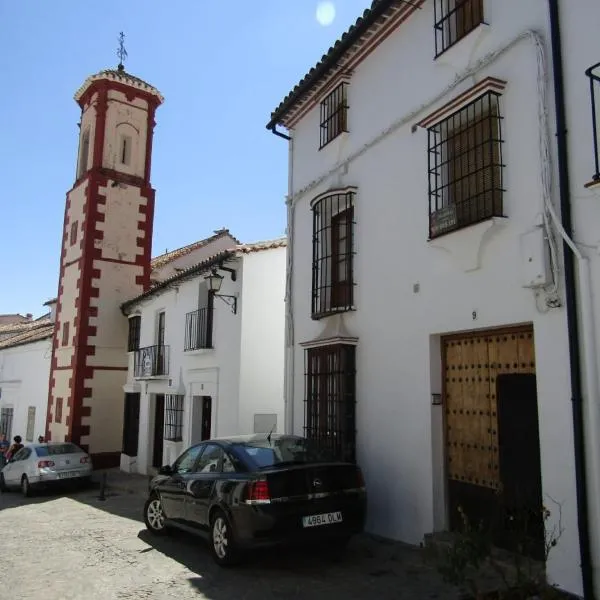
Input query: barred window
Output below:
<box><xmin>0</xmin><ymin>407</ymin><xmax>14</xmax><ymax>439</ymax></box>
<box><xmin>434</xmin><ymin>0</ymin><xmax>484</xmax><ymax>57</ymax></box>
<box><xmin>127</xmin><ymin>316</ymin><xmax>141</xmax><ymax>352</ymax></box>
<box><xmin>304</xmin><ymin>344</ymin><xmax>356</xmax><ymax>463</ymax></box>
<box><xmin>312</xmin><ymin>191</ymin><xmax>355</xmax><ymax>318</ymax></box>
<box><xmin>164</xmin><ymin>394</ymin><xmax>184</xmax><ymax>442</ymax></box>
<box><xmin>320</xmin><ymin>83</ymin><xmax>349</xmax><ymax>148</ymax></box>
<box><xmin>26</xmin><ymin>407</ymin><xmax>36</xmax><ymax>442</ymax></box>
<box><xmin>70</xmin><ymin>221</ymin><xmax>78</xmax><ymax>246</ymax></box>
<box><xmin>428</xmin><ymin>91</ymin><xmax>504</xmax><ymax>238</ymax></box>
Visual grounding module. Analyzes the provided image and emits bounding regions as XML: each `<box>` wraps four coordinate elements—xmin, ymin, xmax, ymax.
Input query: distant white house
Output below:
<box><xmin>0</xmin><ymin>302</ymin><xmax>56</xmax><ymax>443</ymax></box>
<box><xmin>120</xmin><ymin>238</ymin><xmax>286</xmax><ymax>474</ymax></box>
<box><xmin>266</xmin><ymin>0</ymin><xmax>600</xmax><ymax>597</ymax></box>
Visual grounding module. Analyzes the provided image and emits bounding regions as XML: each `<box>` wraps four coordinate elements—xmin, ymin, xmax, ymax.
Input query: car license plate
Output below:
<box><xmin>58</xmin><ymin>471</ymin><xmax>80</xmax><ymax>479</ymax></box>
<box><xmin>302</xmin><ymin>511</ymin><xmax>343</xmax><ymax>528</ymax></box>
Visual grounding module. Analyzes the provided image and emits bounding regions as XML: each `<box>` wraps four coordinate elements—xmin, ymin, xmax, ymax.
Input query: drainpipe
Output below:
<box><xmin>548</xmin><ymin>1</ymin><xmax>597</xmax><ymax>597</ymax></box>
<box><xmin>271</xmin><ymin>124</ymin><xmax>295</xmax><ymax>435</ymax></box>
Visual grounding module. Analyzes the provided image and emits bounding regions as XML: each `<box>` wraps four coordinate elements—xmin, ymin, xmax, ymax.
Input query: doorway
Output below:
<box><xmin>190</xmin><ymin>395</ymin><xmax>212</xmax><ymax>444</ymax></box>
<box><xmin>152</xmin><ymin>394</ymin><xmax>165</xmax><ymax>468</ymax></box>
<box><xmin>122</xmin><ymin>393</ymin><xmax>140</xmax><ymax>456</ymax></box>
<box><xmin>443</xmin><ymin>326</ymin><xmax>543</xmax><ymax>558</ymax></box>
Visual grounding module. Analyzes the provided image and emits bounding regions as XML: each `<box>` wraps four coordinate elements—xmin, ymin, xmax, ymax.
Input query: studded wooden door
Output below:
<box><xmin>443</xmin><ymin>326</ymin><xmax>536</xmax><ymax>532</ymax></box>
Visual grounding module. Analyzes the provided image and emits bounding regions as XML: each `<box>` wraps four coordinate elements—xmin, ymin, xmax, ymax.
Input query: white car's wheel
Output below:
<box><xmin>21</xmin><ymin>475</ymin><xmax>31</xmax><ymax>497</ymax></box>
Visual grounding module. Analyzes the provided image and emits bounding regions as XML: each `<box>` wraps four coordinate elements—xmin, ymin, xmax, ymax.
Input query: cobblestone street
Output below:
<box><xmin>0</xmin><ymin>486</ymin><xmax>462</xmax><ymax>600</ymax></box>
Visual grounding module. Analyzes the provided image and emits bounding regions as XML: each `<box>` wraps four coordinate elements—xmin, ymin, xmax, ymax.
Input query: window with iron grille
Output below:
<box><xmin>128</xmin><ymin>316</ymin><xmax>141</xmax><ymax>352</ymax></box>
<box><xmin>428</xmin><ymin>91</ymin><xmax>504</xmax><ymax>238</ymax></box>
<box><xmin>312</xmin><ymin>191</ymin><xmax>355</xmax><ymax>318</ymax></box>
<box><xmin>164</xmin><ymin>394</ymin><xmax>184</xmax><ymax>442</ymax></box>
<box><xmin>0</xmin><ymin>407</ymin><xmax>13</xmax><ymax>439</ymax></box>
<box><xmin>70</xmin><ymin>220</ymin><xmax>78</xmax><ymax>246</ymax></box>
<box><xmin>304</xmin><ymin>344</ymin><xmax>356</xmax><ymax>463</ymax></box>
<box><xmin>434</xmin><ymin>0</ymin><xmax>484</xmax><ymax>57</ymax></box>
<box><xmin>320</xmin><ymin>83</ymin><xmax>349</xmax><ymax>148</ymax></box>
<box><xmin>26</xmin><ymin>407</ymin><xmax>36</xmax><ymax>442</ymax></box>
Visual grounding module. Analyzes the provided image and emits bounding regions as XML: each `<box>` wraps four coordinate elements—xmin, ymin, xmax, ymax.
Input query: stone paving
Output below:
<box><xmin>0</xmin><ymin>485</ymin><xmax>464</xmax><ymax>600</ymax></box>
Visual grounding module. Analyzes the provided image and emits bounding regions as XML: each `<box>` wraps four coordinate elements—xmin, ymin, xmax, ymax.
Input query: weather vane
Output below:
<box><xmin>117</xmin><ymin>31</ymin><xmax>128</xmax><ymax>70</ymax></box>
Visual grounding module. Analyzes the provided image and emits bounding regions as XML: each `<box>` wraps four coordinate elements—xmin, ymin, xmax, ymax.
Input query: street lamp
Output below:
<box><xmin>205</xmin><ymin>269</ymin><xmax>237</xmax><ymax>314</ymax></box>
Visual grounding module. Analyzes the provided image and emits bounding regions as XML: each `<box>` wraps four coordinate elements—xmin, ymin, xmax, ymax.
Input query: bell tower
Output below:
<box><xmin>46</xmin><ymin>51</ymin><xmax>163</xmax><ymax>467</ymax></box>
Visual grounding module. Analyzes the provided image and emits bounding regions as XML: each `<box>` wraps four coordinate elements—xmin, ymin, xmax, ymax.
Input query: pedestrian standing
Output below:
<box><xmin>6</xmin><ymin>435</ymin><xmax>23</xmax><ymax>461</ymax></box>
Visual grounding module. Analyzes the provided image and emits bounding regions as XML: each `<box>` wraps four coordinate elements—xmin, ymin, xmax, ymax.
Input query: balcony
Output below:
<box><xmin>134</xmin><ymin>345</ymin><xmax>169</xmax><ymax>378</ymax></box>
<box><xmin>586</xmin><ymin>62</ymin><xmax>600</xmax><ymax>183</ymax></box>
<box><xmin>184</xmin><ymin>307</ymin><xmax>213</xmax><ymax>351</ymax></box>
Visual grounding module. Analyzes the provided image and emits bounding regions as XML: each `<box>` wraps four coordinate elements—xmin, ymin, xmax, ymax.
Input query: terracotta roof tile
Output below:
<box><xmin>0</xmin><ymin>317</ymin><xmax>54</xmax><ymax>350</ymax></box>
<box><xmin>122</xmin><ymin>236</ymin><xmax>286</xmax><ymax>312</ymax></box>
<box><xmin>150</xmin><ymin>229</ymin><xmax>240</xmax><ymax>271</ymax></box>
<box><xmin>235</xmin><ymin>237</ymin><xmax>287</xmax><ymax>253</ymax></box>
<box><xmin>0</xmin><ymin>314</ymin><xmax>30</xmax><ymax>325</ymax></box>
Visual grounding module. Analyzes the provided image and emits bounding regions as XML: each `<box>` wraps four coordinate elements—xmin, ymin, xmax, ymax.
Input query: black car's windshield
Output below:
<box><xmin>234</xmin><ymin>436</ymin><xmax>334</xmax><ymax>469</ymax></box>
<box><xmin>35</xmin><ymin>443</ymin><xmax>82</xmax><ymax>457</ymax></box>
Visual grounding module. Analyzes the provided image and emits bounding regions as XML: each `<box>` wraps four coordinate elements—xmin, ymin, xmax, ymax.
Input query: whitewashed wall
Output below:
<box><xmin>237</xmin><ymin>247</ymin><xmax>286</xmax><ymax>435</ymax></box>
<box><xmin>0</xmin><ymin>339</ymin><xmax>51</xmax><ymax>442</ymax></box>
<box><xmin>123</xmin><ymin>247</ymin><xmax>286</xmax><ymax>475</ymax></box>
<box><xmin>284</xmin><ymin>1</ymin><xmax>600</xmax><ymax>596</ymax></box>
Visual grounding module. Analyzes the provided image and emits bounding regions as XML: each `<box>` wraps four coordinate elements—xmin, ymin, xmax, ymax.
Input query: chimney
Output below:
<box><xmin>26</xmin><ymin>313</ymin><xmax>33</xmax><ymax>320</ymax></box>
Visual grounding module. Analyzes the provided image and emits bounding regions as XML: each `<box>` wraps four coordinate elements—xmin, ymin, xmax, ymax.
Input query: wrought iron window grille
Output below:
<box><xmin>304</xmin><ymin>344</ymin><xmax>357</xmax><ymax>464</ymax></box>
<box><xmin>184</xmin><ymin>307</ymin><xmax>213</xmax><ymax>350</ymax></box>
<box><xmin>585</xmin><ymin>62</ymin><xmax>600</xmax><ymax>182</ymax></box>
<box><xmin>0</xmin><ymin>407</ymin><xmax>14</xmax><ymax>439</ymax></box>
<box><xmin>133</xmin><ymin>344</ymin><xmax>170</xmax><ymax>378</ymax></box>
<box><xmin>127</xmin><ymin>316</ymin><xmax>141</xmax><ymax>352</ymax></box>
<box><xmin>434</xmin><ymin>0</ymin><xmax>484</xmax><ymax>57</ymax></box>
<box><xmin>164</xmin><ymin>395</ymin><xmax>184</xmax><ymax>442</ymax></box>
<box><xmin>311</xmin><ymin>191</ymin><xmax>355</xmax><ymax>319</ymax></box>
<box><xmin>427</xmin><ymin>91</ymin><xmax>505</xmax><ymax>239</ymax></box>
<box><xmin>320</xmin><ymin>82</ymin><xmax>349</xmax><ymax>149</ymax></box>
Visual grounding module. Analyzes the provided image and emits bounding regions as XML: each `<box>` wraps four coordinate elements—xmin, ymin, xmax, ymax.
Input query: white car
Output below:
<box><xmin>0</xmin><ymin>441</ymin><xmax>93</xmax><ymax>497</ymax></box>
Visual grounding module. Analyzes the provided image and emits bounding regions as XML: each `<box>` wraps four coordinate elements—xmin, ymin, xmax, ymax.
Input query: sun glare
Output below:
<box><xmin>316</xmin><ymin>1</ymin><xmax>336</xmax><ymax>27</ymax></box>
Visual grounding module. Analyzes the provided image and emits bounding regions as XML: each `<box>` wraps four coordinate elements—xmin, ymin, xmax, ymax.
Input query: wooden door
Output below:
<box><xmin>152</xmin><ymin>394</ymin><xmax>165</xmax><ymax>468</ymax></box>
<box><xmin>444</xmin><ymin>327</ymin><xmax>537</xmax><ymax>540</ymax></box>
<box><xmin>122</xmin><ymin>393</ymin><xmax>140</xmax><ymax>457</ymax></box>
<box><xmin>201</xmin><ymin>396</ymin><xmax>212</xmax><ymax>441</ymax></box>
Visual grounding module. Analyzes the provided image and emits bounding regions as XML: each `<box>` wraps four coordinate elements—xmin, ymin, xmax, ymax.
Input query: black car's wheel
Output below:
<box><xmin>210</xmin><ymin>509</ymin><xmax>240</xmax><ymax>567</ymax></box>
<box><xmin>144</xmin><ymin>494</ymin><xmax>168</xmax><ymax>535</ymax></box>
<box><xmin>0</xmin><ymin>473</ymin><xmax>7</xmax><ymax>492</ymax></box>
<box><xmin>21</xmin><ymin>475</ymin><xmax>32</xmax><ymax>498</ymax></box>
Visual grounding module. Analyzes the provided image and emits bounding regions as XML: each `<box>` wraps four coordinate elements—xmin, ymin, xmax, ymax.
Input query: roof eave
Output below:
<box><xmin>265</xmin><ymin>0</ymin><xmax>397</xmax><ymax>130</ymax></box>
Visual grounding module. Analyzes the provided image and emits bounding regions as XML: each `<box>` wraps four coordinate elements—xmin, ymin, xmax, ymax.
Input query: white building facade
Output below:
<box><xmin>0</xmin><ymin>309</ymin><xmax>55</xmax><ymax>444</ymax></box>
<box><xmin>120</xmin><ymin>239</ymin><xmax>286</xmax><ymax>475</ymax></box>
<box><xmin>267</xmin><ymin>1</ymin><xmax>600</xmax><ymax>596</ymax></box>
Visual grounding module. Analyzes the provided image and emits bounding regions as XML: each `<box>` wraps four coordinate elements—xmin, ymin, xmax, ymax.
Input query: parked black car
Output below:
<box><xmin>143</xmin><ymin>434</ymin><xmax>367</xmax><ymax>565</ymax></box>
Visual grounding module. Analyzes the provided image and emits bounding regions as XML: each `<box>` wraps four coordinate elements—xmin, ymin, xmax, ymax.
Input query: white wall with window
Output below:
<box><xmin>0</xmin><ymin>336</ymin><xmax>52</xmax><ymax>444</ymax></box>
<box><xmin>120</xmin><ymin>240</ymin><xmax>286</xmax><ymax>476</ymax></box>
<box><xmin>271</xmin><ymin>0</ymin><xmax>600</xmax><ymax>596</ymax></box>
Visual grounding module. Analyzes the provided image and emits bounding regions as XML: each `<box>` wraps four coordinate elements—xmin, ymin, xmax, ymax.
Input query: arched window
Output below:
<box><xmin>311</xmin><ymin>188</ymin><xmax>356</xmax><ymax>318</ymax></box>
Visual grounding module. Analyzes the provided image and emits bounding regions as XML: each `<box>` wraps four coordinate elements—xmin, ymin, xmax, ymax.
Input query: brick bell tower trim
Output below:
<box><xmin>46</xmin><ymin>65</ymin><xmax>163</xmax><ymax>468</ymax></box>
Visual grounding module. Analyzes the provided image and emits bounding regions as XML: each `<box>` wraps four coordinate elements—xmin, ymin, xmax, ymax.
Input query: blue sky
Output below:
<box><xmin>0</xmin><ymin>0</ymin><xmax>368</xmax><ymax>317</ymax></box>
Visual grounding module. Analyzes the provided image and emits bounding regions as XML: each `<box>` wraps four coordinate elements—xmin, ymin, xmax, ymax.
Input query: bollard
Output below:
<box><xmin>98</xmin><ymin>472</ymin><xmax>107</xmax><ymax>501</ymax></box>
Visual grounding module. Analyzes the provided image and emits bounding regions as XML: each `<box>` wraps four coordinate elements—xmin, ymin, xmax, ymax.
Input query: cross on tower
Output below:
<box><xmin>117</xmin><ymin>31</ymin><xmax>128</xmax><ymax>71</ymax></box>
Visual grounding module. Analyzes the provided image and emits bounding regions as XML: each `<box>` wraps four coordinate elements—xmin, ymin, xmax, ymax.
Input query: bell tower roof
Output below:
<box><xmin>74</xmin><ymin>64</ymin><xmax>164</xmax><ymax>105</ymax></box>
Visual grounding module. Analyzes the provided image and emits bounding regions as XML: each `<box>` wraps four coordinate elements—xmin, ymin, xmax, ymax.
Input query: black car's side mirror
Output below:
<box><xmin>158</xmin><ymin>465</ymin><xmax>173</xmax><ymax>475</ymax></box>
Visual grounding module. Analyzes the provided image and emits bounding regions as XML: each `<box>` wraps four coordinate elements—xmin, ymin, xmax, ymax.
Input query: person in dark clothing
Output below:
<box><xmin>0</xmin><ymin>433</ymin><xmax>9</xmax><ymax>467</ymax></box>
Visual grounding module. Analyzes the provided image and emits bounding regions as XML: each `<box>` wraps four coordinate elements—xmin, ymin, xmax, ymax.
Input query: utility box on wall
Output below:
<box><xmin>519</xmin><ymin>227</ymin><xmax>551</xmax><ymax>288</ymax></box>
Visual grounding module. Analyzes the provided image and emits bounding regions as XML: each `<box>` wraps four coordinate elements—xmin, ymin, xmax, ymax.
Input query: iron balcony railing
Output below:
<box><xmin>585</xmin><ymin>62</ymin><xmax>600</xmax><ymax>182</ymax></box>
<box><xmin>184</xmin><ymin>307</ymin><xmax>213</xmax><ymax>350</ymax></box>
<box><xmin>133</xmin><ymin>344</ymin><xmax>169</xmax><ymax>378</ymax></box>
